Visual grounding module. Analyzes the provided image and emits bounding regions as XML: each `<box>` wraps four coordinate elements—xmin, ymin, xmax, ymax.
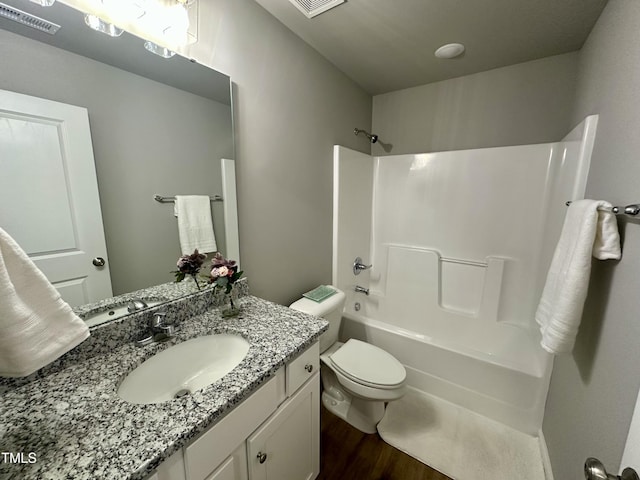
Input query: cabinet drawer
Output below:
<box><xmin>286</xmin><ymin>342</ymin><xmax>319</xmax><ymax>396</ymax></box>
<box><xmin>185</xmin><ymin>369</ymin><xmax>284</xmax><ymax>480</ymax></box>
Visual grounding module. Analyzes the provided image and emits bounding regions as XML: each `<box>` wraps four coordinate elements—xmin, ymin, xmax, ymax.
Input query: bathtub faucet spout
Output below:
<box><xmin>355</xmin><ymin>285</ymin><xmax>369</xmax><ymax>296</ymax></box>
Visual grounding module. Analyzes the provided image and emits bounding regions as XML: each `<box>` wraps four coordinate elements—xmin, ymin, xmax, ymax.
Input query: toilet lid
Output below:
<box><xmin>329</xmin><ymin>339</ymin><xmax>406</xmax><ymax>387</ymax></box>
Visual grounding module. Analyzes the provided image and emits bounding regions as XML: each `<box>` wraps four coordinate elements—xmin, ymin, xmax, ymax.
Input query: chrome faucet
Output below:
<box><xmin>127</xmin><ymin>298</ymin><xmax>149</xmax><ymax>313</ymax></box>
<box><xmin>136</xmin><ymin>311</ymin><xmax>175</xmax><ymax>346</ymax></box>
<box><xmin>355</xmin><ymin>285</ymin><xmax>370</xmax><ymax>295</ymax></box>
<box><xmin>353</xmin><ymin>257</ymin><xmax>372</xmax><ymax>275</ymax></box>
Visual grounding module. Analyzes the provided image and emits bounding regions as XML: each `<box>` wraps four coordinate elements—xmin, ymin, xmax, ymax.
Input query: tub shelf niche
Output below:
<box><xmin>380</xmin><ymin>245</ymin><xmax>506</xmax><ymax>326</ymax></box>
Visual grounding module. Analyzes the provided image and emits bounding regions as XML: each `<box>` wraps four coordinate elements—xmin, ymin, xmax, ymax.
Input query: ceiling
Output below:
<box><xmin>254</xmin><ymin>0</ymin><xmax>609</xmax><ymax>95</ymax></box>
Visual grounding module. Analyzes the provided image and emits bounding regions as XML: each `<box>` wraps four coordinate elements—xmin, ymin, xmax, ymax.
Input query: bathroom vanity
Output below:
<box><xmin>0</xmin><ymin>283</ymin><xmax>327</xmax><ymax>480</ymax></box>
<box><xmin>154</xmin><ymin>342</ymin><xmax>321</xmax><ymax>480</ymax></box>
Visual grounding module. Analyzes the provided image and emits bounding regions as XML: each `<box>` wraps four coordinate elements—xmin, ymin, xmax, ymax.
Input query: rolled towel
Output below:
<box><xmin>174</xmin><ymin>195</ymin><xmax>217</xmax><ymax>255</ymax></box>
<box><xmin>536</xmin><ymin>200</ymin><xmax>621</xmax><ymax>354</ymax></box>
<box><xmin>0</xmin><ymin>227</ymin><xmax>89</xmax><ymax>377</ymax></box>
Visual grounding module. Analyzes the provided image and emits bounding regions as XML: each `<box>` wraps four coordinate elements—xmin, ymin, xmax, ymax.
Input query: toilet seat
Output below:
<box><xmin>329</xmin><ymin>339</ymin><xmax>406</xmax><ymax>389</ymax></box>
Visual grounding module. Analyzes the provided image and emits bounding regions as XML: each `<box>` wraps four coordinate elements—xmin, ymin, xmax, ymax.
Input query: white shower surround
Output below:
<box><xmin>332</xmin><ymin>116</ymin><xmax>598</xmax><ymax>434</ymax></box>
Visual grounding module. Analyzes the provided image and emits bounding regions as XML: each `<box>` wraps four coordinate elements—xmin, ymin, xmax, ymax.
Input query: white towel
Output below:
<box><xmin>0</xmin><ymin>228</ymin><xmax>89</xmax><ymax>377</ymax></box>
<box><xmin>536</xmin><ymin>200</ymin><xmax>621</xmax><ymax>354</ymax></box>
<box><xmin>174</xmin><ymin>195</ymin><xmax>217</xmax><ymax>255</ymax></box>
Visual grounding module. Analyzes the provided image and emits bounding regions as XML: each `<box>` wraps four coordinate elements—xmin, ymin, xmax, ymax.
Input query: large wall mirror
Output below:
<box><xmin>0</xmin><ymin>0</ymin><xmax>236</xmax><ymax>310</ymax></box>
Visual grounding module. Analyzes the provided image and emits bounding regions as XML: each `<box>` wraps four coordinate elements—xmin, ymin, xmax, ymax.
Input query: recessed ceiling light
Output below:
<box><xmin>434</xmin><ymin>43</ymin><xmax>465</xmax><ymax>59</ymax></box>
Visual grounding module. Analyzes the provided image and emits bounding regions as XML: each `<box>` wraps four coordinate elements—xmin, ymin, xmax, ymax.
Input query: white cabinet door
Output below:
<box><xmin>205</xmin><ymin>443</ymin><xmax>248</xmax><ymax>480</ymax></box>
<box><xmin>0</xmin><ymin>88</ymin><xmax>112</xmax><ymax>306</ymax></box>
<box><xmin>247</xmin><ymin>373</ymin><xmax>320</xmax><ymax>480</ymax></box>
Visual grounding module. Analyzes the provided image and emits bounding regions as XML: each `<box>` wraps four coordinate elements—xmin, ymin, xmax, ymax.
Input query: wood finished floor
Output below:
<box><xmin>318</xmin><ymin>406</ymin><xmax>452</xmax><ymax>480</ymax></box>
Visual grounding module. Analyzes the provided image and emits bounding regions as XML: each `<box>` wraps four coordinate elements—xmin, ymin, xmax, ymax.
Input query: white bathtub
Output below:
<box><xmin>340</xmin><ymin>309</ymin><xmax>552</xmax><ymax>435</ymax></box>
<box><xmin>332</xmin><ymin>118</ymin><xmax>597</xmax><ymax>436</ymax></box>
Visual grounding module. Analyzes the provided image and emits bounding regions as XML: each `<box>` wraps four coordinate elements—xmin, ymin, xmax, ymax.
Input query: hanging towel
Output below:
<box><xmin>536</xmin><ymin>200</ymin><xmax>621</xmax><ymax>354</ymax></box>
<box><xmin>174</xmin><ymin>195</ymin><xmax>217</xmax><ymax>255</ymax></box>
<box><xmin>0</xmin><ymin>228</ymin><xmax>89</xmax><ymax>377</ymax></box>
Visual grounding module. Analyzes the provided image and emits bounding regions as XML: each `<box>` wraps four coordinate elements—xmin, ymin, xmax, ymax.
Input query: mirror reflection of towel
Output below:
<box><xmin>0</xmin><ymin>227</ymin><xmax>89</xmax><ymax>377</ymax></box>
<box><xmin>174</xmin><ymin>195</ymin><xmax>217</xmax><ymax>254</ymax></box>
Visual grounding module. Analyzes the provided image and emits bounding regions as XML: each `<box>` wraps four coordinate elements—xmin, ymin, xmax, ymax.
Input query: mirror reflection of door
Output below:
<box><xmin>0</xmin><ymin>88</ymin><xmax>112</xmax><ymax>306</ymax></box>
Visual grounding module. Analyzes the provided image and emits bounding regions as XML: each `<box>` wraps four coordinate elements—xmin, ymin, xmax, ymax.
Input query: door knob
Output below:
<box><xmin>92</xmin><ymin>257</ymin><xmax>106</xmax><ymax>267</ymax></box>
<box><xmin>624</xmin><ymin>468</ymin><xmax>640</xmax><ymax>480</ymax></box>
<box><xmin>305</xmin><ymin>364</ymin><xmax>313</xmax><ymax>373</ymax></box>
<box><xmin>257</xmin><ymin>452</ymin><xmax>267</xmax><ymax>464</ymax></box>
<box><xmin>585</xmin><ymin>457</ymin><xmax>639</xmax><ymax>480</ymax></box>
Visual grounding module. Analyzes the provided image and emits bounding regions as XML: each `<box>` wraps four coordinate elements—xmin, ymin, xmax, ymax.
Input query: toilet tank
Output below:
<box><xmin>289</xmin><ymin>287</ymin><xmax>346</xmax><ymax>353</ymax></box>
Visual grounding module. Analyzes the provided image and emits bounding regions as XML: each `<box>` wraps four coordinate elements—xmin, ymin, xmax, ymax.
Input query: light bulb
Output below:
<box><xmin>84</xmin><ymin>14</ymin><xmax>124</xmax><ymax>37</ymax></box>
<box><xmin>144</xmin><ymin>41</ymin><xmax>176</xmax><ymax>58</ymax></box>
<box><xmin>162</xmin><ymin>2</ymin><xmax>190</xmax><ymax>45</ymax></box>
<box><xmin>101</xmin><ymin>0</ymin><xmax>146</xmax><ymax>20</ymax></box>
<box><xmin>29</xmin><ymin>0</ymin><xmax>56</xmax><ymax>6</ymax></box>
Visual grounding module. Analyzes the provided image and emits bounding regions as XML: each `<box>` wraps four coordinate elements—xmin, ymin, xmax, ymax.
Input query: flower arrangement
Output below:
<box><xmin>209</xmin><ymin>253</ymin><xmax>243</xmax><ymax>293</ymax></box>
<box><xmin>172</xmin><ymin>249</ymin><xmax>206</xmax><ymax>290</ymax></box>
<box><xmin>209</xmin><ymin>253</ymin><xmax>243</xmax><ymax>317</ymax></box>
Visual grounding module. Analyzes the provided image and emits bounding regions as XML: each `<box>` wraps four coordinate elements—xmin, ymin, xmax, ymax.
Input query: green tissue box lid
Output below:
<box><xmin>302</xmin><ymin>285</ymin><xmax>337</xmax><ymax>303</ymax></box>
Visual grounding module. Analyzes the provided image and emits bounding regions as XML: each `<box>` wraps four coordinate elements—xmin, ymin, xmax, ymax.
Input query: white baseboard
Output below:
<box><xmin>538</xmin><ymin>429</ymin><xmax>555</xmax><ymax>480</ymax></box>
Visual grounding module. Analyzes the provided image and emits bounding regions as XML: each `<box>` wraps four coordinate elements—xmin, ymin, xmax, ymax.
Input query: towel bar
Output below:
<box><xmin>565</xmin><ymin>201</ymin><xmax>640</xmax><ymax>216</ymax></box>
<box><xmin>154</xmin><ymin>194</ymin><xmax>223</xmax><ymax>203</ymax></box>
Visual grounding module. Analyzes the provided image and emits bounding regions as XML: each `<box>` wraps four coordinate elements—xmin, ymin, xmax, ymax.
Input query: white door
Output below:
<box><xmin>584</xmin><ymin>387</ymin><xmax>640</xmax><ymax>478</ymax></box>
<box><xmin>621</xmin><ymin>387</ymin><xmax>640</xmax><ymax>474</ymax></box>
<box><xmin>0</xmin><ymin>89</ymin><xmax>112</xmax><ymax>306</ymax></box>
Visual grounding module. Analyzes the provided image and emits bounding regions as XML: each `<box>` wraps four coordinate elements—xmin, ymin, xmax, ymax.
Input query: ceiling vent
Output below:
<box><xmin>0</xmin><ymin>2</ymin><xmax>60</xmax><ymax>34</ymax></box>
<box><xmin>288</xmin><ymin>0</ymin><xmax>345</xmax><ymax>18</ymax></box>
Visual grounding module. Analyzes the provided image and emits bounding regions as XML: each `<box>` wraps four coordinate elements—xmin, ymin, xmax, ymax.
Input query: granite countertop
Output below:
<box><xmin>0</xmin><ymin>293</ymin><xmax>328</xmax><ymax>480</ymax></box>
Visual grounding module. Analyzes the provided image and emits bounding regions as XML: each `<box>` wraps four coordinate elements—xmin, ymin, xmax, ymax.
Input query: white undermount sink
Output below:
<box><xmin>117</xmin><ymin>334</ymin><xmax>250</xmax><ymax>404</ymax></box>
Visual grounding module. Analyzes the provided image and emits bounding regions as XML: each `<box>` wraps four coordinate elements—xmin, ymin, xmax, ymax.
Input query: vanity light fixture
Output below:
<box><xmin>101</xmin><ymin>0</ymin><xmax>146</xmax><ymax>20</ymax></box>
<box><xmin>63</xmin><ymin>0</ymin><xmax>198</xmax><ymax>49</ymax></box>
<box><xmin>161</xmin><ymin>1</ymin><xmax>190</xmax><ymax>44</ymax></box>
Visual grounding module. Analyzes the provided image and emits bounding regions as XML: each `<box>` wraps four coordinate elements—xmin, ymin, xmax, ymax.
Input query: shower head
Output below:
<box><xmin>354</xmin><ymin>128</ymin><xmax>378</xmax><ymax>144</ymax></box>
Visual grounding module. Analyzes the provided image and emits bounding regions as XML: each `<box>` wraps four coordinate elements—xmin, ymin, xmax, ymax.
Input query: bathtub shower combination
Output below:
<box><xmin>332</xmin><ymin>116</ymin><xmax>598</xmax><ymax>435</ymax></box>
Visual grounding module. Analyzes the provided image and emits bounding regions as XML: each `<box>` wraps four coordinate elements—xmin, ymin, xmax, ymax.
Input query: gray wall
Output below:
<box><xmin>0</xmin><ymin>29</ymin><xmax>233</xmax><ymax>295</ymax></box>
<box><xmin>371</xmin><ymin>53</ymin><xmax>579</xmax><ymax>155</ymax></box>
<box><xmin>183</xmin><ymin>0</ymin><xmax>373</xmax><ymax>305</ymax></box>
<box><xmin>543</xmin><ymin>1</ymin><xmax>640</xmax><ymax>477</ymax></box>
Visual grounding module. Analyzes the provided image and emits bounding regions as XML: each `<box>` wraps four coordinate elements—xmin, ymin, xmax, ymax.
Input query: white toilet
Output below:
<box><xmin>290</xmin><ymin>286</ymin><xmax>406</xmax><ymax>434</ymax></box>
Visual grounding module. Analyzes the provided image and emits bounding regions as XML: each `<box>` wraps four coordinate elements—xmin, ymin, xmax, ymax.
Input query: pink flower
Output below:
<box><xmin>211</xmin><ymin>252</ymin><xmax>236</xmax><ymax>269</ymax></box>
<box><xmin>212</xmin><ymin>266</ymin><xmax>229</xmax><ymax>278</ymax></box>
<box><xmin>175</xmin><ymin>249</ymin><xmax>206</xmax><ymax>275</ymax></box>
<box><xmin>208</xmin><ymin>253</ymin><xmax>243</xmax><ymax>292</ymax></box>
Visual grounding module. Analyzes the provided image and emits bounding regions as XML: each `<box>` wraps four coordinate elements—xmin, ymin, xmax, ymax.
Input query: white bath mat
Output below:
<box><xmin>377</xmin><ymin>388</ymin><xmax>545</xmax><ymax>480</ymax></box>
